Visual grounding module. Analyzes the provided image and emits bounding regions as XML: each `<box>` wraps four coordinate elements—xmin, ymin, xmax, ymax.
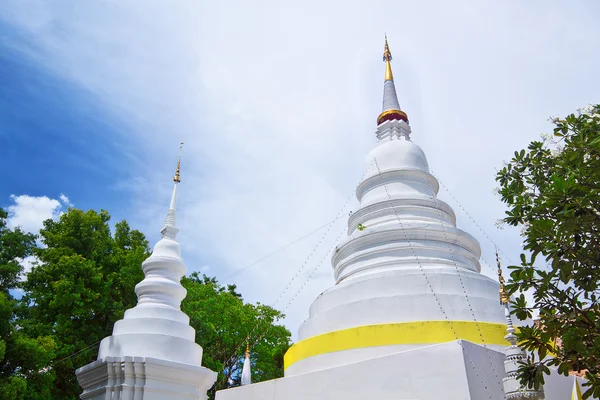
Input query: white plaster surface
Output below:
<box><xmin>219</xmin><ymin>341</ymin><xmax>473</xmax><ymax>400</ymax></box>
<box><xmin>217</xmin><ymin>341</ymin><xmax>597</xmax><ymax>400</ymax></box>
<box><xmin>290</xmin><ymin>121</ymin><xmax>508</xmax><ymax>374</ymax></box>
<box><xmin>382</xmin><ymin>79</ymin><xmax>401</xmax><ymax>112</ymax></box>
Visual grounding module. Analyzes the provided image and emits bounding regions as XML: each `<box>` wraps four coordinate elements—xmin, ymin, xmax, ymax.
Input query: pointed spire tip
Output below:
<box><xmin>163</xmin><ymin>142</ymin><xmax>183</xmax><ymax>237</ymax></box>
<box><xmin>173</xmin><ymin>142</ymin><xmax>183</xmax><ymax>183</ymax></box>
<box><xmin>383</xmin><ymin>35</ymin><xmax>393</xmax><ymax>81</ymax></box>
<box><xmin>377</xmin><ymin>35</ymin><xmax>409</xmax><ymax>125</ymax></box>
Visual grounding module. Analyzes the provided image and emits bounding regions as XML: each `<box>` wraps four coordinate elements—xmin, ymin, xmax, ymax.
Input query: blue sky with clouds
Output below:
<box><xmin>0</xmin><ymin>24</ymin><xmax>135</xmax><ymax>222</ymax></box>
<box><xmin>1</xmin><ymin>0</ymin><xmax>599</xmax><ymax>337</ymax></box>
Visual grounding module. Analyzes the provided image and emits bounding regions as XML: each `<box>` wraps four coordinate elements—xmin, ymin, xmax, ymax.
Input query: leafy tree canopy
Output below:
<box><xmin>0</xmin><ymin>208</ymin><xmax>55</xmax><ymax>400</ymax></box>
<box><xmin>20</xmin><ymin>209</ymin><xmax>149</xmax><ymax>399</ymax></box>
<box><xmin>496</xmin><ymin>105</ymin><xmax>600</xmax><ymax>399</ymax></box>
<box><xmin>182</xmin><ymin>272</ymin><xmax>291</xmax><ymax>399</ymax></box>
<box><xmin>1</xmin><ymin>207</ymin><xmax>291</xmax><ymax>399</ymax></box>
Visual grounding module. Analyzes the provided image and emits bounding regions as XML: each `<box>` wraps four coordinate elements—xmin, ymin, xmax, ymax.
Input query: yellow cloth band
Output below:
<box><xmin>284</xmin><ymin>320</ymin><xmax>509</xmax><ymax>370</ymax></box>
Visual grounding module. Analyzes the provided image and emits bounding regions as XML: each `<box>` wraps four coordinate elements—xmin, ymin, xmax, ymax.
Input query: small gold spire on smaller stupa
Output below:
<box><xmin>173</xmin><ymin>142</ymin><xmax>183</xmax><ymax>183</ymax></box>
<box><xmin>496</xmin><ymin>249</ymin><xmax>510</xmax><ymax>305</ymax></box>
<box><xmin>245</xmin><ymin>340</ymin><xmax>250</xmax><ymax>357</ymax></box>
<box><xmin>383</xmin><ymin>34</ymin><xmax>393</xmax><ymax>81</ymax></box>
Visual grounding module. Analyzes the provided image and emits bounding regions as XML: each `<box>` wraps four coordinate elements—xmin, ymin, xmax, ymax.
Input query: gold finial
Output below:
<box><xmin>245</xmin><ymin>340</ymin><xmax>250</xmax><ymax>357</ymax></box>
<box><xmin>383</xmin><ymin>34</ymin><xmax>393</xmax><ymax>81</ymax></box>
<box><xmin>496</xmin><ymin>249</ymin><xmax>510</xmax><ymax>305</ymax></box>
<box><xmin>173</xmin><ymin>142</ymin><xmax>183</xmax><ymax>183</ymax></box>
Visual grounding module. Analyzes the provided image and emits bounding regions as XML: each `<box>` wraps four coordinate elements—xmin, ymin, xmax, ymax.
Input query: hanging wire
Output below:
<box><xmin>52</xmin><ymin>340</ymin><xmax>102</xmax><ymax>367</ymax></box>
<box><xmin>218</xmin><ymin>151</ymin><xmax>504</xmax><ymax>397</ymax></box>
<box><xmin>431</xmin><ymin>170</ymin><xmax>514</xmax><ymax>266</ymax></box>
<box><xmin>214</xmin><ymin>162</ymin><xmax>373</xmax><ymax>389</ymax></box>
<box><xmin>235</xmin><ymin>152</ymin><xmax>503</xmax><ymax>397</ymax></box>
<box><xmin>49</xmin><ymin>218</ymin><xmax>345</xmax><ymax>371</ymax></box>
<box><xmin>218</xmin><ymin>219</ymin><xmax>350</xmax><ymax>388</ymax></box>
<box><xmin>56</xmin><ymin>154</ymin><xmax>510</xmax><ymax>397</ymax></box>
<box><xmin>221</xmin><ymin>215</ymin><xmax>346</xmax><ymax>282</ymax></box>
<box><xmin>49</xmin><ymin>162</ymin><xmax>368</xmax><ymax>387</ymax></box>
<box><xmin>372</xmin><ymin>154</ymin><xmax>497</xmax><ymax>399</ymax></box>
<box><xmin>429</xmin><ymin>170</ymin><xmax>521</xmax><ymax>323</ymax></box>
<box><xmin>216</xmin><ymin>221</ymin><xmax>348</xmax><ymax>387</ymax></box>
<box><xmin>411</xmin><ymin>158</ymin><xmax>503</xmax><ymax>390</ymax></box>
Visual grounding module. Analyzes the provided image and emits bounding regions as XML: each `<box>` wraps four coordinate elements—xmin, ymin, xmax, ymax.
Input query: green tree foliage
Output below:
<box><xmin>20</xmin><ymin>209</ymin><xmax>149</xmax><ymax>399</ymax></box>
<box><xmin>182</xmin><ymin>272</ymin><xmax>291</xmax><ymax>399</ymax></box>
<box><xmin>5</xmin><ymin>206</ymin><xmax>291</xmax><ymax>399</ymax></box>
<box><xmin>0</xmin><ymin>208</ymin><xmax>55</xmax><ymax>400</ymax></box>
<box><xmin>496</xmin><ymin>105</ymin><xmax>600</xmax><ymax>398</ymax></box>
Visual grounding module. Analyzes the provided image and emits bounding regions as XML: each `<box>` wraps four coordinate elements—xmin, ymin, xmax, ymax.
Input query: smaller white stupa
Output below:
<box><xmin>241</xmin><ymin>341</ymin><xmax>252</xmax><ymax>386</ymax></box>
<box><xmin>76</xmin><ymin>145</ymin><xmax>217</xmax><ymax>399</ymax></box>
<box><xmin>497</xmin><ymin>252</ymin><xmax>544</xmax><ymax>400</ymax></box>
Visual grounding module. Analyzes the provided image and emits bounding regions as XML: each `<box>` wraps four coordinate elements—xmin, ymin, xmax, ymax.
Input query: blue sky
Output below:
<box><xmin>1</xmin><ymin>0</ymin><xmax>599</xmax><ymax>337</ymax></box>
<box><xmin>0</xmin><ymin>33</ymin><xmax>229</xmax><ymax>286</ymax></box>
<box><xmin>0</xmin><ymin>25</ymin><xmax>134</xmax><ymax>220</ymax></box>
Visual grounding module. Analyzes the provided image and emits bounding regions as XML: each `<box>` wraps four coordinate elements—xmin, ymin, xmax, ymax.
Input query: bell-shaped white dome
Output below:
<box><xmin>366</xmin><ymin>137</ymin><xmax>430</xmax><ymax>175</ymax></box>
<box><xmin>358</xmin><ymin>137</ymin><xmax>438</xmax><ymax>206</ymax></box>
<box><xmin>285</xmin><ymin>126</ymin><xmax>505</xmax><ymax>377</ymax></box>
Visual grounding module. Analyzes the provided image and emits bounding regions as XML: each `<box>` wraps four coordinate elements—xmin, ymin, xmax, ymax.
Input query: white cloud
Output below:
<box><xmin>6</xmin><ymin>194</ymin><xmax>64</xmax><ymax>234</ymax></box>
<box><xmin>59</xmin><ymin>194</ymin><xmax>73</xmax><ymax>208</ymax></box>
<box><xmin>1</xmin><ymin>1</ymin><xmax>598</xmax><ymax>339</ymax></box>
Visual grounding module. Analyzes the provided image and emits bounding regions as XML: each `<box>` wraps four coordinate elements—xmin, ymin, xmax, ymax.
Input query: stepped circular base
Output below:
<box><xmin>299</xmin><ymin>268</ymin><xmax>505</xmax><ymax>339</ymax></box>
<box><xmin>287</xmin><ymin>267</ymin><xmax>508</xmax><ymax>376</ymax></box>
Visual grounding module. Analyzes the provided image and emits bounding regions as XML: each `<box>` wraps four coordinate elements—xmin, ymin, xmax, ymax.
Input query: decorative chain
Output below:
<box><xmin>217</xmin><ymin>162</ymin><xmax>374</xmax><ymax>388</ymax></box>
<box><xmin>373</xmin><ymin>154</ymin><xmax>496</xmax><ymax>399</ymax></box>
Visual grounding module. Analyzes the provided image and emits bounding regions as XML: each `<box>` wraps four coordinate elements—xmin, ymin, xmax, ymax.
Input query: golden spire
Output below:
<box><xmin>496</xmin><ymin>249</ymin><xmax>510</xmax><ymax>305</ymax></box>
<box><xmin>173</xmin><ymin>142</ymin><xmax>183</xmax><ymax>183</ymax></box>
<box><xmin>377</xmin><ymin>35</ymin><xmax>408</xmax><ymax>125</ymax></box>
<box><xmin>245</xmin><ymin>340</ymin><xmax>250</xmax><ymax>357</ymax></box>
<box><xmin>383</xmin><ymin>34</ymin><xmax>393</xmax><ymax>81</ymax></box>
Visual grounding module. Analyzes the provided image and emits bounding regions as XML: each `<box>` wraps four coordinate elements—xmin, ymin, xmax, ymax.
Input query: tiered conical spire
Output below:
<box><xmin>96</xmin><ymin>144</ymin><xmax>208</xmax><ymax>365</ymax></box>
<box><xmin>284</xmin><ymin>37</ymin><xmax>510</xmax><ymax>377</ymax></box>
<box><xmin>377</xmin><ymin>35</ymin><xmax>409</xmax><ymax>125</ymax></box>
<box><xmin>241</xmin><ymin>340</ymin><xmax>252</xmax><ymax>386</ymax></box>
<box><xmin>497</xmin><ymin>251</ymin><xmax>544</xmax><ymax>400</ymax></box>
<box><xmin>211</xmin><ymin>39</ymin><xmax>582</xmax><ymax>400</ymax></box>
<box><xmin>163</xmin><ymin>142</ymin><xmax>183</xmax><ymax>238</ymax></box>
<box><xmin>78</xmin><ymin>145</ymin><xmax>217</xmax><ymax>398</ymax></box>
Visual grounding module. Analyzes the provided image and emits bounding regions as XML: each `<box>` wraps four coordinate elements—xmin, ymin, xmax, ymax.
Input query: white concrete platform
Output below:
<box><xmin>216</xmin><ymin>340</ymin><xmax>594</xmax><ymax>400</ymax></box>
<box><xmin>76</xmin><ymin>356</ymin><xmax>217</xmax><ymax>400</ymax></box>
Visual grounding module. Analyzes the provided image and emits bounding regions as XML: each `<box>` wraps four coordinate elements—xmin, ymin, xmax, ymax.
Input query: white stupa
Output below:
<box><xmin>76</xmin><ymin>148</ymin><xmax>217</xmax><ymax>400</ymax></box>
<box><xmin>241</xmin><ymin>342</ymin><xmax>252</xmax><ymax>386</ymax></box>
<box><xmin>215</xmin><ymin>38</ymin><xmax>590</xmax><ymax>400</ymax></box>
<box><xmin>497</xmin><ymin>252</ymin><xmax>544</xmax><ymax>400</ymax></box>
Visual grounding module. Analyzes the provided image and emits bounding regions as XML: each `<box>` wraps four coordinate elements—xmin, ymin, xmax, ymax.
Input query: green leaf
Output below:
<box><xmin>496</xmin><ymin>104</ymin><xmax>600</xmax><ymax>397</ymax></box>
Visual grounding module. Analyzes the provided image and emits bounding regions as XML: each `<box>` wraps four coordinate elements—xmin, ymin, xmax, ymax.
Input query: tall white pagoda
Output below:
<box><xmin>76</xmin><ymin>149</ymin><xmax>217</xmax><ymax>399</ymax></box>
<box><xmin>216</xmin><ymin>38</ymin><xmax>588</xmax><ymax>400</ymax></box>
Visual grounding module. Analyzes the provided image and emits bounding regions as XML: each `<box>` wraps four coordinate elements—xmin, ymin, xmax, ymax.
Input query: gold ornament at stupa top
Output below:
<box><xmin>173</xmin><ymin>142</ymin><xmax>183</xmax><ymax>183</ymax></box>
<box><xmin>496</xmin><ymin>250</ymin><xmax>510</xmax><ymax>305</ymax></box>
